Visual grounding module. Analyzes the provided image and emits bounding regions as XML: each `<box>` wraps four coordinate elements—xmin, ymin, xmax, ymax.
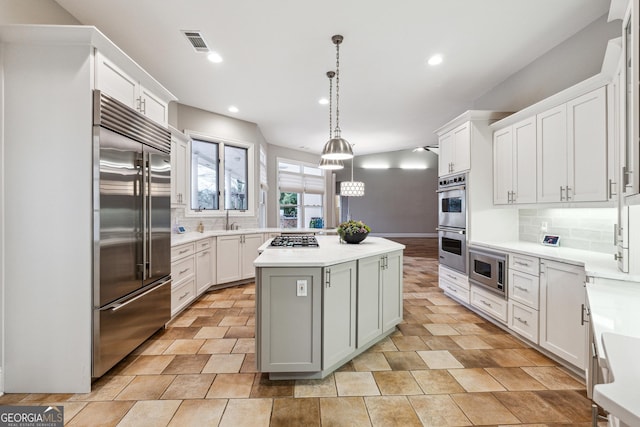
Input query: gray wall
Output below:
<box><xmin>473</xmin><ymin>14</ymin><xmax>620</xmax><ymax>111</ymax></box>
<box><xmin>0</xmin><ymin>0</ymin><xmax>80</xmax><ymax>24</ymax></box>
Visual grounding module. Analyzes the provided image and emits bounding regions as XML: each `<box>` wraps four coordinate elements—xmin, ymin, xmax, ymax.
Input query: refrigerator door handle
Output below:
<box><xmin>143</xmin><ymin>154</ymin><xmax>150</xmax><ymax>281</ymax></box>
<box><xmin>108</xmin><ymin>278</ymin><xmax>171</xmax><ymax>312</ymax></box>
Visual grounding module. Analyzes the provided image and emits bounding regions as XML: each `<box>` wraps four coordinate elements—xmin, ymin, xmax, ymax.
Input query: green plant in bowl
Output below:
<box><xmin>337</xmin><ymin>220</ymin><xmax>371</xmax><ymax>244</ymax></box>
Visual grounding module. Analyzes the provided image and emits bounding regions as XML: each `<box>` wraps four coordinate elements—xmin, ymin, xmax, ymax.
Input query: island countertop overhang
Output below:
<box><xmin>254</xmin><ymin>236</ymin><xmax>405</xmax><ymax>267</ymax></box>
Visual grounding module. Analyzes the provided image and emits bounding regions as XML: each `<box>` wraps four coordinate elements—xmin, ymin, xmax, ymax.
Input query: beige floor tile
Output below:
<box><xmin>450</xmin><ymin>335</ymin><xmax>492</xmax><ymax>350</ymax></box>
<box><xmin>364</xmin><ymin>395</ymin><xmax>422</xmax><ymax>427</ymax></box>
<box><xmin>194</xmin><ymin>326</ymin><xmax>229</xmax><ymax>339</ymax></box>
<box><xmin>163</xmin><ymin>338</ymin><xmax>205</xmax><ymax>355</ymax></box>
<box><xmin>219</xmin><ymin>398</ymin><xmax>273</xmax><ymax>427</ymax></box>
<box><xmin>69</xmin><ymin>375</ymin><xmax>134</xmax><ymax>401</ymax></box>
<box><xmin>409</xmin><ymin>394</ymin><xmax>471</xmax><ymax>426</ymax></box>
<box><xmin>198</xmin><ymin>338</ymin><xmax>237</xmax><ymax>354</ymax></box>
<box><xmin>485</xmin><ymin>348</ymin><xmax>540</xmax><ymax>367</ymax></box>
<box><xmin>521</xmin><ymin>366</ymin><xmax>585</xmax><ymax>389</ymax></box>
<box><xmin>210</xmin><ymin>300</ymin><xmax>235</xmax><ymax>308</ymax></box>
<box><xmin>425</xmin><ymin>313</ymin><xmax>457</xmax><ymax>323</ymax></box>
<box><xmin>481</xmin><ymin>333</ymin><xmax>528</xmax><ymax>348</ymax></box>
<box><xmin>219</xmin><ymin>315</ymin><xmax>249</xmax><ymax>326</ymax></box>
<box><xmin>161</xmin><ymin>373</ymin><xmax>215</xmax><ymax>399</ymax></box>
<box><xmin>368</xmin><ymin>337</ymin><xmax>398</xmax><ymax>352</ymax></box>
<box><xmin>206</xmin><ymin>373</ymin><xmax>255</xmax><ymax>398</ymax></box>
<box><xmin>352</xmin><ymin>352</ymin><xmax>392</xmax><ymax>371</ymax></box>
<box><xmin>117</xmin><ymin>399</ymin><xmax>181</xmax><ymax>427</ymax></box>
<box><xmin>161</xmin><ymin>354</ymin><xmax>211</xmax><ymax>374</ymax></box>
<box><xmin>334</xmin><ymin>372</ymin><xmax>381</xmax><ymax>396</ymax></box>
<box><xmin>450</xmin><ymin>322</ymin><xmax>489</xmax><ymax>335</ymax></box>
<box><xmin>391</xmin><ymin>335</ymin><xmax>429</xmax><ymax>351</ymax></box>
<box><xmin>422</xmin><ymin>335</ymin><xmax>462</xmax><ymax>350</ymax></box>
<box><xmin>295</xmin><ymin>374</ymin><xmax>338</xmax><ymax>397</ymax></box>
<box><xmin>224</xmin><ymin>326</ymin><xmax>255</xmax><ymax>338</ymax></box>
<box><xmin>114</xmin><ymin>375</ymin><xmax>176</xmax><ymax>400</ymax></box>
<box><xmin>423</xmin><ymin>323</ymin><xmax>460</xmax><ymax>336</ymax></box>
<box><xmin>372</xmin><ymin>371</ymin><xmax>423</xmax><ymax>395</ymax></box>
<box><xmin>240</xmin><ymin>352</ymin><xmax>258</xmax><ymax>373</ymax></box>
<box><xmin>201</xmin><ymin>354</ymin><xmax>245</xmax><ymax>373</ymax></box>
<box><xmin>270</xmin><ymin>397</ymin><xmax>320</xmax><ymax>426</ymax></box>
<box><xmin>494</xmin><ymin>390</ymin><xmax>571</xmax><ymax>423</ymax></box>
<box><xmin>250</xmin><ymin>373</ymin><xmax>294</xmax><ymax>398</ymax></box>
<box><xmin>451</xmin><ymin>392</ymin><xmax>519</xmax><ymax>425</ymax></box>
<box><xmin>320</xmin><ymin>397</ymin><xmax>371</xmax><ymax>426</ymax></box>
<box><xmin>119</xmin><ymin>355</ymin><xmax>175</xmax><ymax>375</ymax></box>
<box><xmin>232</xmin><ymin>337</ymin><xmax>255</xmax><ymax>353</ymax></box>
<box><xmin>416</xmin><ymin>350</ymin><xmax>464</xmax><ymax>369</ymax></box>
<box><xmin>133</xmin><ymin>339</ymin><xmax>173</xmax><ymax>356</ymax></box>
<box><xmin>383</xmin><ymin>351</ymin><xmax>428</xmax><ymax>370</ymax></box>
<box><xmin>52</xmin><ymin>401</ymin><xmax>87</xmax><ymax>422</ymax></box>
<box><xmin>447</xmin><ymin>368</ymin><xmax>506</xmax><ymax>392</ymax></box>
<box><xmin>411</xmin><ymin>369</ymin><xmax>465</xmax><ymax>394</ymax></box>
<box><xmin>66</xmin><ymin>401</ymin><xmax>134</xmax><ymax>426</ymax></box>
<box><xmin>166</xmin><ymin>315</ymin><xmax>197</xmax><ymax>327</ymax></box>
<box><xmin>514</xmin><ymin>348</ymin><xmax>556</xmax><ymax>366</ymax></box>
<box><xmin>535</xmin><ymin>389</ymin><xmax>593</xmax><ymax>422</ymax></box>
<box><xmin>486</xmin><ymin>367</ymin><xmax>547</xmax><ymax>391</ymax></box>
<box><xmin>168</xmin><ymin>399</ymin><xmax>227</xmax><ymax>427</ymax></box>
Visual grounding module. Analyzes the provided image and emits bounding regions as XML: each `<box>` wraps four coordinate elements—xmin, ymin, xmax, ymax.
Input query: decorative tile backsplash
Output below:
<box><xmin>519</xmin><ymin>208</ymin><xmax>616</xmax><ymax>254</ymax></box>
<box><xmin>171</xmin><ymin>209</ymin><xmax>258</xmax><ymax>234</ymax></box>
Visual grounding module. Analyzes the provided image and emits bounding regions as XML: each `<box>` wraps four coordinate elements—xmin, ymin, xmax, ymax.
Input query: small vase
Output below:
<box><xmin>342</xmin><ymin>232</ymin><xmax>368</xmax><ymax>244</ymax></box>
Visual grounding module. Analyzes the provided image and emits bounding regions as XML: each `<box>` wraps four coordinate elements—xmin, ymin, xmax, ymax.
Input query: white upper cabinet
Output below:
<box><xmin>493</xmin><ymin>117</ymin><xmax>536</xmax><ymax>205</ymax></box>
<box><xmin>536</xmin><ymin>87</ymin><xmax>608</xmax><ymax>203</ymax></box>
<box><xmin>438</xmin><ymin>122</ymin><xmax>471</xmax><ymax>176</ymax></box>
<box><xmin>170</xmin><ymin>128</ymin><xmax>189</xmax><ymax>207</ymax></box>
<box><xmin>95</xmin><ymin>52</ymin><xmax>169</xmax><ymax>126</ymax></box>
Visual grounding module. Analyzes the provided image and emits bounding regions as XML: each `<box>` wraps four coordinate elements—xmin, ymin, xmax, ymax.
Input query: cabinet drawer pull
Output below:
<box><xmin>514</xmin><ymin>316</ymin><xmax>528</xmax><ymax>325</ymax></box>
<box><xmin>514</xmin><ymin>261</ymin><xmax>530</xmax><ymax>267</ymax></box>
<box><xmin>447</xmin><ymin>274</ymin><xmax>457</xmax><ymax>281</ymax></box>
<box><xmin>199</xmin><ymin>251</ymin><xmax>209</xmax><ymax>256</ymax></box>
<box><xmin>179</xmin><ymin>268</ymin><xmax>190</xmax><ymax>275</ymax></box>
<box><xmin>480</xmin><ymin>300</ymin><xmax>492</xmax><ymax>308</ymax></box>
<box><xmin>447</xmin><ymin>285</ymin><xmax>458</xmax><ymax>293</ymax></box>
<box><xmin>179</xmin><ymin>291</ymin><xmax>189</xmax><ymax>300</ymax></box>
<box><xmin>179</xmin><ymin>248</ymin><xmax>189</xmax><ymax>254</ymax></box>
<box><xmin>514</xmin><ymin>285</ymin><xmax>529</xmax><ymax>292</ymax></box>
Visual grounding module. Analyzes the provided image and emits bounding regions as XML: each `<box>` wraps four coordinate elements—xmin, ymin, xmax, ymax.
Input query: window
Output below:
<box><xmin>189</xmin><ymin>135</ymin><xmax>253</xmax><ymax>215</ymax></box>
<box><xmin>278</xmin><ymin>159</ymin><xmax>325</xmax><ymax>229</ymax></box>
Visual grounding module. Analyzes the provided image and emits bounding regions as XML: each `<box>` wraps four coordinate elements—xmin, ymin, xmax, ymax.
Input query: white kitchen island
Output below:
<box><xmin>254</xmin><ymin>236</ymin><xmax>405</xmax><ymax>379</ymax></box>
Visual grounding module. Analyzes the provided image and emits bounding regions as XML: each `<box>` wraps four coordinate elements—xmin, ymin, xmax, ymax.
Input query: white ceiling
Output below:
<box><xmin>54</xmin><ymin>0</ymin><xmax>610</xmax><ymax>156</ymax></box>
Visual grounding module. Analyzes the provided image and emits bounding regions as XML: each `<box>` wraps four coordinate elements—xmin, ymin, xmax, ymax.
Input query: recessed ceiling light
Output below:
<box><xmin>427</xmin><ymin>54</ymin><xmax>443</xmax><ymax>66</ymax></box>
<box><xmin>207</xmin><ymin>51</ymin><xmax>223</xmax><ymax>63</ymax></box>
<box><xmin>318</xmin><ymin>98</ymin><xmax>329</xmax><ymax>105</ymax></box>
<box><xmin>228</xmin><ymin>106</ymin><xmax>239</xmax><ymax>113</ymax></box>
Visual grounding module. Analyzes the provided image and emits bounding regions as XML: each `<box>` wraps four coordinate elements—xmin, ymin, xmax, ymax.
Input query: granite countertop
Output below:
<box><xmin>171</xmin><ymin>228</ymin><xmax>336</xmax><ymax>246</ymax></box>
<box><xmin>468</xmin><ymin>240</ymin><xmax>637</xmax><ymax>282</ymax></box>
<box><xmin>254</xmin><ymin>236</ymin><xmax>405</xmax><ymax>268</ymax></box>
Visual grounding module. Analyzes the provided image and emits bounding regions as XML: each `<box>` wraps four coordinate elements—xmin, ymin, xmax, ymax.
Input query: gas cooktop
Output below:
<box><xmin>269</xmin><ymin>235</ymin><xmax>319</xmax><ymax>248</ymax></box>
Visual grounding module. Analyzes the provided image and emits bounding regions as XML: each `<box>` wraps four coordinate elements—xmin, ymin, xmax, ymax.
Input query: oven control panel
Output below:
<box><xmin>438</xmin><ymin>174</ymin><xmax>466</xmax><ymax>188</ymax></box>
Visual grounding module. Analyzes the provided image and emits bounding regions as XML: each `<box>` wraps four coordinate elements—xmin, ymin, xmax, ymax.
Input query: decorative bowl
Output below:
<box><xmin>342</xmin><ymin>231</ymin><xmax>368</xmax><ymax>244</ymax></box>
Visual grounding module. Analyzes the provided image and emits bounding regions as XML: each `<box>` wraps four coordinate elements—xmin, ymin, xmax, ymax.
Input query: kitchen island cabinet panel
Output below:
<box><xmin>382</xmin><ymin>251</ymin><xmax>403</xmax><ymax>331</ymax></box>
<box><xmin>258</xmin><ymin>268</ymin><xmax>322</xmax><ymax>372</ymax></box>
<box><xmin>357</xmin><ymin>256</ymin><xmax>383</xmax><ymax>347</ymax></box>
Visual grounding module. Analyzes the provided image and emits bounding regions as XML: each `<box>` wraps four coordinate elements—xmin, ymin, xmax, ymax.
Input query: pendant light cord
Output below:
<box><xmin>334</xmin><ymin>35</ymin><xmax>342</xmax><ymax>137</ymax></box>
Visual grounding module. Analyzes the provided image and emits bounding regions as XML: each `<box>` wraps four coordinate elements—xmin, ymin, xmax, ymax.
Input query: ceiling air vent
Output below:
<box><xmin>182</xmin><ymin>30</ymin><xmax>210</xmax><ymax>52</ymax></box>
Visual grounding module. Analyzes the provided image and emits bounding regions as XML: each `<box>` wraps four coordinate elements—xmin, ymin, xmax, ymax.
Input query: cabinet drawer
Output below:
<box><xmin>171</xmin><ymin>242</ymin><xmax>195</xmax><ymax>262</ymax></box>
<box><xmin>172</xmin><ymin>256</ymin><xmax>195</xmax><ymax>285</ymax></box>
<box><xmin>171</xmin><ymin>277</ymin><xmax>196</xmax><ymax>317</ymax></box>
<box><xmin>439</xmin><ymin>278</ymin><xmax>470</xmax><ymax>304</ymax></box>
<box><xmin>470</xmin><ymin>285</ymin><xmax>507</xmax><ymax>323</ymax></box>
<box><xmin>509</xmin><ymin>253</ymin><xmax>539</xmax><ymax>276</ymax></box>
<box><xmin>438</xmin><ymin>265</ymin><xmax>469</xmax><ymax>290</ymax></box>
<box><xmin>508</xmin><ymin>300</ymin><xmax>539</xmax><ymax>344</ymax></box>
<box><xmin>508</xmin><ymin>270</ymin><xmax>540</xmax><ymax>309</ymax></box>
<box><xmin>196</xmin><ymin>237</ymin><xmax>213</xmax><ymax>252</ymax></box>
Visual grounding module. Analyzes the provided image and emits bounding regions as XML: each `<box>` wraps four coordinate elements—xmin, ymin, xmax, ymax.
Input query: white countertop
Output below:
<box><xmin>586</xmin><ymin>281</ymin><xmax>640</xmax><ymax>369</ymax></box>
<box><xmin>253</xmin><ymin>236</ymin><xmax>405</xmax><ymax>267</ymax></box>
<box><xmin>469</xmin><ymin>240</ymin><xmax>636</xmax><ymax>281</ymax></box>
<box><xmin>593</xmin><ymin>333</ymin><xmax>640</xmax><ymax>427</ymax></box>
<box><xmin>171</xmin><ymin>228</ymin><xmax>336</xmax><ymax>246</ymax></box>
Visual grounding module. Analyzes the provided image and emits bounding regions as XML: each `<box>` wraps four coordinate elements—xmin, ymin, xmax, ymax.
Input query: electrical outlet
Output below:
<box><xmin>541</xmin><ymin>221</ymin><xmax>548</xmax><ymax>232</ymax></box>
<box><xmin>296</xmin><ymin>280</ymin><xmax>307</xmax><ymax>297</ymax></box>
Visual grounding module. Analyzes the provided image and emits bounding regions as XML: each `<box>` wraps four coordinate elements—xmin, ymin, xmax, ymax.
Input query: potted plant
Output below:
<box><xmin>337</xmin><ymin>219</ymin><xmax>371</xmax><ymax>244</ymax></box>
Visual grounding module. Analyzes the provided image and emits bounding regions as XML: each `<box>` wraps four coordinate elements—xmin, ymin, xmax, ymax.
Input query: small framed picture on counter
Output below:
<box><xmin>542</xmin><ymin>234</ymin><xmax>560</xmax><ymax>247</ymax></box>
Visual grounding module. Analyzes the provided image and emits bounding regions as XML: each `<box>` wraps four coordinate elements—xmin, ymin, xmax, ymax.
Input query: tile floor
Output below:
<box><xmin>0</xmin><ymin>250</ymin><xmax>603</xmax><ymax>426</ymax></box>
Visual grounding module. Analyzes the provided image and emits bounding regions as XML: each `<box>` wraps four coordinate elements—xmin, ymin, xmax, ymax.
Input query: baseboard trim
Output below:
<box><xmin>370</xmin><ymin>233</ymin><xmax>437</xmax><ymax>238</ymax></box>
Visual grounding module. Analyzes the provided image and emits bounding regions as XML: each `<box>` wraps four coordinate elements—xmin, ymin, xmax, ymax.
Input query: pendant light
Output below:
<box><xmin>319</xmin><ymin>71</ymin><xmax>344</xmax><ymax>170</ymax></box>
<box><xmin>321</xmin><ymin>35</ymin><xmax>353</xmax><ymax>160</ymax></box>
<box><xmin>340</xmin><ymin>145</ymin><xmax>365</xmax><ymax>197</ymax></box>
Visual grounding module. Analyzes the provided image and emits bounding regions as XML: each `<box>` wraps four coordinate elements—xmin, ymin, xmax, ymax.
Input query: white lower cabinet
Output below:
<box><xmin>170</xmin><ymin>242</ymin><xmax>196</xmax><ymax>317</ymax></box>
<box><xmin>217</xmin><ymin>233</ymin><xmax>264</xmax><ymax>283</ymax></box>
<box><xmin>508</xmin><ymin>300</ymin><xmax>538</xmax><ymax>343</ymax></box>
<box><xmin>470</xmin><ymin>285</ymin><xmax>508</xmax><ymax>323</ymax></box>
<box><xmin>195</xmin><ymin>237</ymin><xmax>216</xmax><ymax>295</ymax></box>
<box><xmin>507</xmin><ymin>253</ymin><xmax>540</xmax><ymax>344</ymax></box>
<box><xmin>539</xmin><ymin>259</ymin><xmax>587</xmax><ymax>370</ymax></box>
<box><xmin>438</xmin><ymin>265</ymin><xmax>469</xmax><ymax>304</ymax></box>
<box><xmin>241</xmin><ymin>233</ymin><xmax>264</xmax><ymax>279</ymax></box>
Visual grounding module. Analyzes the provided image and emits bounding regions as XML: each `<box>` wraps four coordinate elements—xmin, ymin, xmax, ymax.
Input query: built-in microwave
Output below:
<box><xmin>468</xmin><ymin>246</ymin><xmax>507</xmax><ymax>298</ymax></box>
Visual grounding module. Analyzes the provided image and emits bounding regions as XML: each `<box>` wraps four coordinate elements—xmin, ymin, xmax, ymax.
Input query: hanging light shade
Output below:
<box><xmin>319</xmin><ymin>71</ymin><xmax>344</xmax><ymax>170</ymax></box>
<box><xmin>340</xmin><ymin>150</ymin><xmax>365</xmax><ymax>197</ymax></box>
<box><xmin>322</xmin><ymin>35</ymin><xmax>353</xmax><ymax>160</ymax></box>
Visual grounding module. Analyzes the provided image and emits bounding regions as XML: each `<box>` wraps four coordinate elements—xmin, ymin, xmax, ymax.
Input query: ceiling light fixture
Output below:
<box><xmin>427</xmin><ymin>54</ymin><xmax>443</xmax><ymax>66</ymax></box>
<box><xmin>207</xmin><ymin>51</ymin><xmax>223</xmax><ymax>63</ymax></box>
<box><xmin>228</xmin><ymin>106</ymin><xmax>239</xmax><ymax>113</ymax></box>
<box><xmin>318</xmin><ymin>98</ymin><xmax>329</xmax><ymax>105</ymax></box>
<box><xmin>413</xmin><ymin>145</ymin><xmax>439</xmax><ymax>154</ymax></box>
<box><xmin>319</xmin><ymin>71</ymin><xmax>344</xmax><ymax>170</ymax></box>
<box><xmin>321</xmin><ymin>35</ymin><xmax>353</xmax><ymax>160</ymax></box>
<box><xmin>340</xmin><ymin>144</ymin><xmax>365</xmax><ymax>197</ymax></box>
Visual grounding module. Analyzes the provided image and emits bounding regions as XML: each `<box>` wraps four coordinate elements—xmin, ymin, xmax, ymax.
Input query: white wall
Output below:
<box><xmin>0</xmin><ymin>0</ymin><xmax>80</xmax><ymax>24</ymax></box>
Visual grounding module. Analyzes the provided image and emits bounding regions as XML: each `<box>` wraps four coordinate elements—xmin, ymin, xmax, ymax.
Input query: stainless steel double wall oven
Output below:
<box><xmin>437</xmin><ymin>173</ymin><xmax>467</xmax><ymax>273</ymax></box>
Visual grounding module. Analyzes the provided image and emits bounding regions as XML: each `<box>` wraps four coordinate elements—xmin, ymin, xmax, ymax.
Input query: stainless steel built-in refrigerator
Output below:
<box><xmin>92</xmin><ymin>91</ymin><xmax>171</xmax><ymax>378</ymax></box>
